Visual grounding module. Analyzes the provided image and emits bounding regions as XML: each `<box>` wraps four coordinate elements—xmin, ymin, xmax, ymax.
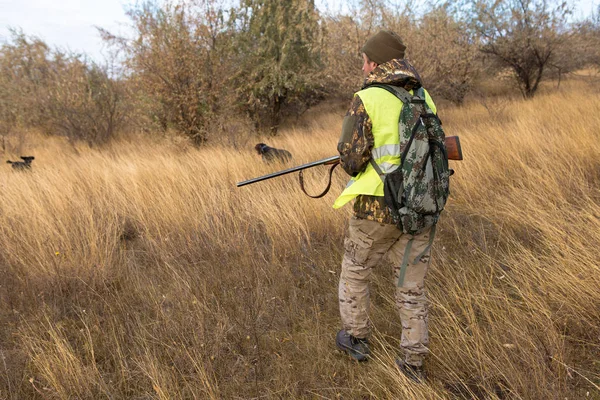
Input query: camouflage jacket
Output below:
<box><xmin>337</xmin><ymin>59</ymin><xmax>423</xmax><ymax>224</ymax></box>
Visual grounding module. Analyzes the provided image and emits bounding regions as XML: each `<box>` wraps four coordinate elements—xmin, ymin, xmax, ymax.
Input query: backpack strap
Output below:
<box><xmin>397</xmin><ymin>238</ymin><xmax>414</xmax><ymax>287</ymax></box>
<box><xmin>398</xmin><ymin>225</ymin><xmax>437</xmax><ymax>287</ymax></box>
<box><xmin>365</xmin><ymin>83</ymin><xmax>425</xmax><ymax>182</ymax></box>
<box><xmin>413</xmin><ymin>87</ymin><xmax>443</xmax><ymax>125</ymax></box>
<box><xmin>369</xmin><ymin>83</ymin><xmax>437</xmax><ymax>127</ymax></box>
<box><xmin>370</xmin><ymin>158</ymin><xmax>384</xmax><ymax>181</ymax></box>
<box><xmin>412</xmin><ymin>224</ymin><xmax>436</xmax><ymax>264</ymax></box>
<box><xmin>414</xmin><ymin>87</ymin><xmax>426</xmax><ymax>104</ymax></box>
<box><xmin>364</xmin><ymin>84</ymin><xmax>403</xmax><ymax>182</ymax></box>
<box><xmin>366</xmin><ymin>83</ymin><xmax>412</xmax><ymax>104</ymax></box>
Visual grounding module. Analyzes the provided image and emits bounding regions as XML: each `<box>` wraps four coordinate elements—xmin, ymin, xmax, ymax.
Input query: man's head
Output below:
<box><xmin>362</xmin><ymin>53</ymin><xmax>378</xmax><ymax>77</ymax></box>
<box><xmin>361</xmin><ymin>30</ymin><xmax>406</xmax><ymax>76</ymax></box>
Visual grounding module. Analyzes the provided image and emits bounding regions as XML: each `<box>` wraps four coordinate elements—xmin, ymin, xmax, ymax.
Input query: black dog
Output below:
<box><xmin>255</xmin><ymin>143</ymin><xmax>292</xmax><ymax>163</ymax></box>
<box><xmin>6</xmin><ymin>156</ymin><xmax>35</xmax><ymax>171</ymax></box>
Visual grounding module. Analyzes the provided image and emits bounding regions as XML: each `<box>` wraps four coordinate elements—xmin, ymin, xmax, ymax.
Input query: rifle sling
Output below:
<box><xmin>299</xmin><ymin>162</ymin><xmax>339</xmax><ymax>198</ymax></box>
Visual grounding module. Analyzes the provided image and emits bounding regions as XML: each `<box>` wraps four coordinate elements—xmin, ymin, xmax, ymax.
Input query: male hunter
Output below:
<box><xmin>333</xmin><ymin>30</ymin><xmax>439</xmax><ymax>383</ymax></box>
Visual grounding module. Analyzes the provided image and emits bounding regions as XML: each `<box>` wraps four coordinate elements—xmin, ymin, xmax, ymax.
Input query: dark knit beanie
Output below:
<box><xmin>361</xmin><ymin>30</ymin><xmax>406</xmax><ymax>64</ymax></box>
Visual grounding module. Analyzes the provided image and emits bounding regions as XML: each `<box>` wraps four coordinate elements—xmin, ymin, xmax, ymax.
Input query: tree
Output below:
<box><xmin>0</xmin><ymin>31</ymin><xmax>52</xmax><ymax>131</ymax></box>
<box><xmin>0</xmin><ymin>30</ymin><xmax>126</xmax><ymax>146</ymax></box>
<box><xmin>467</xmin><ymin>0</ymin><xmax>572</xmax><ymax>98</ymax></box>
<box><xmin>44</xmin><ymin>61</ymin><xmax>127</xmax><ymax>146</ymax></box>
<box><xmin>570</xmin><ymin>5</ymin><xmax>600</xmax><ymax>72</ymax></box>
<box><xmin>101</xmin><ymin>0</ymin><xmax>229</xmax><ymax>145</ymax></box>
<box><xmin>319</xmin><ymin>2</ymin><xmax>477</xmax><ymax>105</ymax></box>
<box><xmin>406</xmin><ymin>6</ymin><xmax>479</xmax><ymax>105</ymax></box>
<box><xmin>320</xmin><ymin>14</ymin><xmax>366</xmax><ymax>96</ymax></box>
<box><xmin>319</xmin><ymin>0</ymin><xmax>411</xmax><ymax>97</ymax></box>
<box><xmin>232</xmin><ymin>0</ymin><xmax>324</xmax><ymax>135</ymax></box>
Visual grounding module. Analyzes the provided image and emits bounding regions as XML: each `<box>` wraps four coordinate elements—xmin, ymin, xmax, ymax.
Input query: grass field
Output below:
<box><xmin>1</xmin><ymin>78</ymin><xmax>599</xmax><ymax>399</ymax></box>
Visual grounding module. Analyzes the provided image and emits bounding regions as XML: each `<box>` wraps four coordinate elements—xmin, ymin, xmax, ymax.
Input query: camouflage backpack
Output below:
<box><xmin>368</xmin><ymin>84</ymin><xmax>451</xmax><ymax>235</ymax></box>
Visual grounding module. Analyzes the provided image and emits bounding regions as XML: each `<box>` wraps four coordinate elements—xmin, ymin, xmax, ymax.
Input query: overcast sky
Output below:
<box><xmin>0</xmin><ymin>0</ymin><xmax>597</xmax><ymax>63</ymax></box>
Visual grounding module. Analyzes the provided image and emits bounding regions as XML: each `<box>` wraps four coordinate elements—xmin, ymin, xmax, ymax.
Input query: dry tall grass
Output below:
<box><xmin>1</xmin><ymin>79</ymin><xmax>599</xmax><ymax>399</ymax></box>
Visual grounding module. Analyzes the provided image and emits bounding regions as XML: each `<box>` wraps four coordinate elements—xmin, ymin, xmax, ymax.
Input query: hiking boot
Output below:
<box><xmin>336</xmin><ymin>330</ymin><xmax>370</xmax><ymax>362</ymax></box>
<box><xmin>395</xmin><ymin>359</ymin><xmax>425</xmax><ymax>383</ymax></box>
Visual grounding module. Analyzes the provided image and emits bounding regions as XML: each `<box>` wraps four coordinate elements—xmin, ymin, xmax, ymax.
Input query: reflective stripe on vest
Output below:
<box><xmin>333</xmin><ymin>87</ymin><xmax>436</xmax><ymax>209</ymax></box>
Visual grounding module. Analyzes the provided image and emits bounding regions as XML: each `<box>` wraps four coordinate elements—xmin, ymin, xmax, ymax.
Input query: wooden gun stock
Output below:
<box><xmin>445</xmin><ymin>136</ymin><xmax>463</xmax><ymax>161</ymax></box>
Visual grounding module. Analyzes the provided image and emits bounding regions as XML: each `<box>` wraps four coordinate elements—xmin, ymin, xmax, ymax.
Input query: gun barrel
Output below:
<box><xmin>237</xmin><ymin>155</ymin><xmax>340</xmax><ymax>187</ymax></box>
<box><xmin>237</xmin><ymin>136</ymin><xmax>463</xmax><ymax>188</ymax></box>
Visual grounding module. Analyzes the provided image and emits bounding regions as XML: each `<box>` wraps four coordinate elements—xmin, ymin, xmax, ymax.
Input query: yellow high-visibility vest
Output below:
<box><xmin>333</xmin><ymin>87</ymin><xmax>436</xmax><ymax>209</ymax></box>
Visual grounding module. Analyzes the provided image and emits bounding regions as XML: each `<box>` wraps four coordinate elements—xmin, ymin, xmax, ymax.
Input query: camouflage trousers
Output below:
<box><xmin>339</xmin><ymin>216</ymin><xmax>434</xmax><ymax>366</ymax></box>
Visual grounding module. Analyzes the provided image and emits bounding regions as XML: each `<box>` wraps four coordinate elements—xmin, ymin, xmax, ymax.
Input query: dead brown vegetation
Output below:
<box><xmin>3</xmin><ymin>1</ymin><xmax>598</xmax><ymax>147</ymax></box>
<box><xmin>0</xmin><ymin>76</ymin><xmax>599</xmax><ymax>399</ymax></box>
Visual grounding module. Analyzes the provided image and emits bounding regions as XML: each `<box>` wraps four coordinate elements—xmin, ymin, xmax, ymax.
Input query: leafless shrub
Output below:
<box><xmin>466</xmin><ymin>0</ymin><xmax>573</xmax><ymax>98</ymax></box>
<box><xmin>3</xmin><ymin>0</ymin><xmax>600</xmax><ymax>148</ymax></box>
<box><xmin>0</xmin><ymin>30</ymin><xmax>127</xmax><ymax>146</ymax></box>
<box><xmin>43</xmin><ymin>62</ymin><xmax>127</xmax><ymax>146</ymax></box>
<box><xmin>405</xmin><ymin>6</ymin><xmax>479</xmax><ymax>105</ymax></box>
<box><xmin>100</xmin><ymin>0</ymin><xmax>231</xmax><ymax>145</ymax></box>
<box><xmin>320</xmin><ymin>3</ymin><xmax>478</xmax><ymax>105</ymax></box>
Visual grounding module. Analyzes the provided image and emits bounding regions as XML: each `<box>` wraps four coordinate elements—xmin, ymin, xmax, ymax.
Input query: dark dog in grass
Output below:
<box><xmin>6</xmin><ymin>156</ymin><xmax>35</xmax><ymax>171</ymax></box>
<box><xmin>255</xmin><ymin>143</ymin><xmax>292</xmax><ymax>163</ymax></box>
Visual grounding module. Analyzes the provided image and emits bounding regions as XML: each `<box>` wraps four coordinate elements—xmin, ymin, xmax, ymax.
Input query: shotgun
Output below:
<box><xmin>237</xmin><ymin>136</ymin><xmax>463</xmax><ymax>197</ymax></box>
